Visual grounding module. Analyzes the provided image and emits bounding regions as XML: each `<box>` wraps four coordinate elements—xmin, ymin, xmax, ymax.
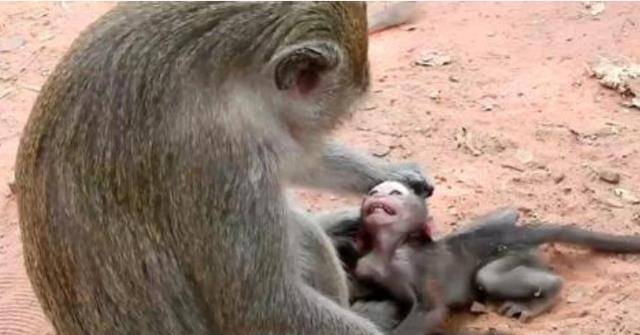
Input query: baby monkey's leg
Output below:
<box><xmin>391</xmin><ymin>306</ymin><xmax>448</xmax><ymax>335</ymax></box>
<box><xmin>351</xmin><ymin>300</ymin><xmax>402</xmax><ymax>333</ymax></box>
<box><xmin>476</xmin><ymin>253</ymin><xmax>563</xmax><ymax>322</ymax></box>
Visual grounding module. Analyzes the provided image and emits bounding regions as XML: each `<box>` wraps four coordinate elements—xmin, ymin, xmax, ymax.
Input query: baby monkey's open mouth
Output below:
<box><xmin>364</xmin><ymin>201</ymin><xmax>397</xmax><ymax>216</ymax></box>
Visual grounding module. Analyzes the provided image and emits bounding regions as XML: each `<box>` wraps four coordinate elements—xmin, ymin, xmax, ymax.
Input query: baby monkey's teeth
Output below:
<box><xmin>366</xmin><ymin>203</ymin><xmax>384</xmax><ymax>215</ymax></box>
<box><xmin>384</xmin><ymin>205</ymin><xmax>396</xmax><ymax>215</ymax></box>
<box><xmin>365</xmin><ymin>201</ymin><xmax>397</xmax><ymax>216</ymax></box>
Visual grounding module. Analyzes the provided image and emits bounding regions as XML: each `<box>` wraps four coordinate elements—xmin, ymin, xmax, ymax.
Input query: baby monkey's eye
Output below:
<box><xmin>368</xmin><ymin>189</ymin><xmax>379</xmax><ymax>196</ymax></box>
<box><xmin>390</xmin><ymin>190</ymin><xmax>402</xmax><ymax>196</ymax></box>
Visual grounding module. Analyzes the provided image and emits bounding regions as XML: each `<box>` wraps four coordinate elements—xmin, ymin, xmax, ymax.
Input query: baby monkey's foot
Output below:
<box><xmin>498</xmin><ymin>298</ymin><xmax>555</xmax><ymax>322</ymax></box>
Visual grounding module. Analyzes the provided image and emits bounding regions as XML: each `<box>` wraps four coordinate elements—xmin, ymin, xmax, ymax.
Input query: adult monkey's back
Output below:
<box><xmin>15</xmin><ymin>3</ymin><xmax>431</xmax><ymax>335</ymax></box>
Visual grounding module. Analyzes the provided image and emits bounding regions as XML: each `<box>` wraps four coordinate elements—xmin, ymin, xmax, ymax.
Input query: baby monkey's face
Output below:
<box><xmin>354</xmin><ymin>181</ymin><xmax>435</xmax><ymax>280</ymax></box>
<box><xmin>361</xmin><ymin>181</ymin><xmax>432</xmax><ymax>237</ymax></box>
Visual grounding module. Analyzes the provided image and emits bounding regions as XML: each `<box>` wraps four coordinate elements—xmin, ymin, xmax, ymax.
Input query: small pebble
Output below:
<box><xmin>598</xmin><ymin>169</ymin><xmax>621</xmax><ymax>184</ymax></box>
<box><xmin>614</xmin><ymin>188</ymin><xmax>640</xmax><ymax>205</ymax></box>
<box><xmin>470</xmin><ymin>301</ymin><xmax>489</xmax><ymax>314</ymax></box>
<box><xmin>0</xmin><ymin>36</ymin><xmax>26</xmax><ymax>53</ymax></box>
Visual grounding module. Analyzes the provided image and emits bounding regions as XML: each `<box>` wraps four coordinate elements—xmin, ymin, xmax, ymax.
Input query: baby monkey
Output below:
<box><xmin>352</xmin><ymin>181</ymin><xmax>640</xmax><ymax>335</ymax></box>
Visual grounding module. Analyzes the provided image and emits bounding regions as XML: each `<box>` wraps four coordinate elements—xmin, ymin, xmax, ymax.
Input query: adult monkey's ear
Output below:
<box><xmin>273</xmin><ymin>41</ymin><xmax>341</xmax><ymax>95</ymax></box>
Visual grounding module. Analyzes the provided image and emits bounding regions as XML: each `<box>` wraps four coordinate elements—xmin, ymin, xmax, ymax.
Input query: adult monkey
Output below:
<box><xmin>15</xmin><ymin>2</ymin><xmax>433</xmax><ymax>335</ymax></box>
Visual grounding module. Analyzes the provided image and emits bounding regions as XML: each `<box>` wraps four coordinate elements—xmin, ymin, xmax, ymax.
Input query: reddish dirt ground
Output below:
<box><xmin>1</xmin><ymin>2</ymin><xmax>640</xmax><ymax>335</ymax></box>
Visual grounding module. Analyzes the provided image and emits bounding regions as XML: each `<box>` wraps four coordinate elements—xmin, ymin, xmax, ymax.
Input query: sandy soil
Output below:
<box><xmin>1</xmin><ymin>2</ymin><xmax>640</xmax><ymax>335</ymax></box>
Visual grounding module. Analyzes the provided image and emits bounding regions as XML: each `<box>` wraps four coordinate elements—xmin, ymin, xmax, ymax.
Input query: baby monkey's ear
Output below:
<box><xmin>273</xmin><ymin>41</ymin><xmax>341</xmax><ymax>95</ymax></box>
<box><xmin>407</xmin><ymin>179</ymin><xmax>434</xmax><ymax>199</ymax></box>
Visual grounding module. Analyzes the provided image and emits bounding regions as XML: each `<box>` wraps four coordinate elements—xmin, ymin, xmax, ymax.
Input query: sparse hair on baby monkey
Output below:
<box><xmin>15</xmin><ymin>2</ymin><xmax>433</xmax><ymax>335</ymax></box>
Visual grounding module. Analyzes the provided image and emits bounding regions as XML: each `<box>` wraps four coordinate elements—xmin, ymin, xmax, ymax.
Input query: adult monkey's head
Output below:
<box><xmin>268</xmin><ymin>2</ymin><xmax>371</xmax><ymax>143</ymax></box>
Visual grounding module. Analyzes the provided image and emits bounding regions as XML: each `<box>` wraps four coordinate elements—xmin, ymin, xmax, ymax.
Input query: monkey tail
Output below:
<box><xmin>440</xmin><ymin>330</ymin><xmax>511</xmax><ymax>335</ymax></box>
<box><xmin>368</xmin><ymin>2</ymin><xmax>421</xmax><ymax>34</ymax></box>
<box><xmin>523</xmin><ymin>224</ymin><xmax>640</xmax><ymax>253</ymax></box>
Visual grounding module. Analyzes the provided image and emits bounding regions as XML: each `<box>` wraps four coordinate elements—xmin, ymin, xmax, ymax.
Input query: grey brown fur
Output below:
<box><xmin>15</xmin><ymin>3</ymin><xmax>432</xmax><ymax>335</ymax></box>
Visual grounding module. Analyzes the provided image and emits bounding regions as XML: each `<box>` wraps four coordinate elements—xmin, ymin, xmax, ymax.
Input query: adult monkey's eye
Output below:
<box><xmin>390</xmin><ymin>190</ymin><xmax>401</xmax><ymax>196</ymax></box>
